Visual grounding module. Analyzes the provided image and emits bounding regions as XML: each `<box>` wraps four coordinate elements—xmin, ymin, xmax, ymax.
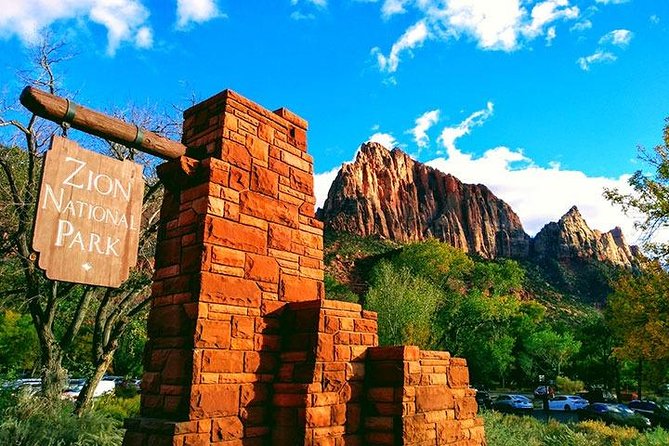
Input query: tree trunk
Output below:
<box><xmin>39</xmin><ymin>336</ymin><xmax>67</xmax><ymax>400</ymax></box>
<box><xmin>637</xmin><ymin>358</ymin><xmax>643</xmax><ymax>400</ymax></box>
<box><xmin>75</xmin><ymin>350</ymin><xmax>115</xmax><ymax>415</ymax></box>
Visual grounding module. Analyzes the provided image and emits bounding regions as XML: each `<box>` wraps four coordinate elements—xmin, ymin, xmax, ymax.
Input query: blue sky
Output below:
<box><xmin>1</xmin><ymin>0</ymin><xmax>668</xmax><ymax>239</ymax></box>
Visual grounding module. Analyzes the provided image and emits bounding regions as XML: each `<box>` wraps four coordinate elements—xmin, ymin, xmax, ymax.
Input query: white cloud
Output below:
<box><xmin>176</xmin><ymin>0</ymin><xmax>223</xmax><ymax>29</ymax></box>
<box><xmin>372</xmin><ymin>20</ymin><xmax>428</xmax><ymax>73</ymax></box>
<box><xmin>135</xmin><ymin>26</ymin><xmax>152</xmax><ymax>48</ymax></box>
<box><xmin>438</xmin><ymin>102</ymin><xmax>494</xmax><ymax>153</ymax></box>
<box><xmin>372</xmin><ymin>0</ymin><xmax>580</xmax><ymax>72</ymax></box>
<box><xmin>368</xmin><ymin>132</ymin><xmax>398</xmax><ymax>149</ymax></box>
<box><xmin>0</xmin><ymin>0</ymin><xmax>153</xmax><ymax>55</ymax></box>
<box><xmin>425</xmin><ymin>147</ymin><xmax>637</xmax><ymax>238</ymax></box>
<box><xmin>291</xmin><ymin>11</ymin><xmax>316</xmax><ymax>20</ymax></box>
<box><xmin>577</xmin><ymin>50</ymin><xmax>617</xmax><ymax>71</ymax></box>
<box><xmin>314</xmin><ymin>103</ymin><xmax>643</xmax><ymax>244</ymax></box>
<box><xmin>570</xmin><ymin>19</ymin><xmax>592</xmax><ymax>32</ymax></box>
<box><xmin>650</xmin><ymin>15</ymin><xmax>660</xmax><ymax>25</ymax></box>
<box><xmin>411</xmin><ymin>109</ymin><xmax>440</xmax><ymax>149</ymax></box>
<box><xmin>382</xmin><ymin>0</ymin><xmax>409</xmax><ymax>18</ymax></box>
<box><xmin>314</xmin><ymin>165</ymin><xmax>342</xmax><ymax>211</ymax></box>
<box><xmin>595</xmin><ymin>0</ymin><xmax>629</xmax><ymax>4</ymax></box>
<box><xmin>545</xmin><ymin>26</ymin><xmax>556</xmax><ymax>45</ymax></box>
<box><xmin>599</xmin><ymin>29</ymin><xmax>633</xmax><ymax>47</ymax></box>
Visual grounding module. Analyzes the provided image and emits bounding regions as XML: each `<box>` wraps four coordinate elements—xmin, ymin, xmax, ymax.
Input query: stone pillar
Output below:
<box><xmin>124</xmin><ymin>89</ymin><xmax>324</xmax><ymax>446</ymax></box>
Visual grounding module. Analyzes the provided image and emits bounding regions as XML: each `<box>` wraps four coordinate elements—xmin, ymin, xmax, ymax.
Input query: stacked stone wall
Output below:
<box><xmin>123</xmin><ymin>89</ymin><xmax>484</xmax><ymax>446</ymax></box>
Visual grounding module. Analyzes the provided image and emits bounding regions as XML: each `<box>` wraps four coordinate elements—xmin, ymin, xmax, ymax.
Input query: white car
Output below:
<box><xmin>62</xmin><ymin>379</ymin><xmax>115</xmax><ymax>400</ymax></box>
<box><xmin>548</xmin><ymin>395</ymin><xmax>589</xmax><ymax>411</ymax></box>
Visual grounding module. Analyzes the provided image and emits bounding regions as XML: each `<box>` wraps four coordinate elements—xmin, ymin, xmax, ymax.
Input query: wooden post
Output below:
<box><xmin>20</xmin><ymin>86</ymin><xmax>187</xmax><ymax>160</ymax></box>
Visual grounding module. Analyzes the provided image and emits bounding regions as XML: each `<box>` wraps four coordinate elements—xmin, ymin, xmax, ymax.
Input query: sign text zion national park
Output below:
<box><xmin>33</xmin><ymin>136</ymin><xmax>144</xmax><ymax>287</ymax></box>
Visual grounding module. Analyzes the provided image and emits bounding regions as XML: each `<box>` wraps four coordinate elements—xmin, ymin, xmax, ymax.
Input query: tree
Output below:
<box><xmin>604</xmin><ymin>118</ymin><xmax>669</xmax><ymax>261</ymax></box>
<box><xmin>365</xmin><ymin>261</ymin><xmax>444</xmax><ymax>347</ymax></box>
<box><xmin>0</xmin><ymin>38</ymin><xmax>176</xmax><ymax>411</ymax></box>
<box><xmin>524</xmin><ymin>329</ymin><xmax>581</xmax><ymax>378</ymax></box>
<box><xmin>606</xmin><ymin>264</ymin><xmax>669</xmax><ymax>398</ymax></box>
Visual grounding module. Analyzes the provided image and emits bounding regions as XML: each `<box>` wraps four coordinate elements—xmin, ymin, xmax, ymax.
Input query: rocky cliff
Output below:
<box><xmin>532</xmin><ymin>206</ymin><xmax>638</xmax><ymax>268</ymax></box>
<box><xmin>319</xmin><ymin>142</ymin><xmax>638</xmax><ymax>267</ymax></box>
<box><xmin>318</xmin><ymin>142</ymin><xmax>531</xmax><ymax>259</ymax></box>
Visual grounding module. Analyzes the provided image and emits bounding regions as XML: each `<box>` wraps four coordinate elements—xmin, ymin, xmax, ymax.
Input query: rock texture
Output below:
<box><xmin>319</xmin><ymin>142</ymin><xmax>639</xmax><ymax>267</ymax></box>
<box><xmin>532</xmin><ymin>206</ymin><xmax>637</xmax><ymax>267</ymax></box>
<box><xmin>319</xmin><ymin>142</ymin><xmax>530</xmax><ymax>258</ymax></box>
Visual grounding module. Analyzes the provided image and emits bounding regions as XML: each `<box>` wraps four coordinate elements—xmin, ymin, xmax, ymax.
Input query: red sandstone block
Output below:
<box><xmin>448</xmin><ymin>363</ymin><xmax>470</xmax><ymax>388</ymax></box>
<box><xmin>280</xmin><ymin>275</ymin><xmax>324</xmax><ymax>302</ymax></box>
<box><xmin>230</xmin><ymin>337</ymin><xmax>254</xmax><ymax>350</ymax></box>
<box><xmin>222</xmin><ymin>140</ymin><xmax>251</xmax><ymax>171</ymax></box>
<box><xmin>281</xmin><ymin>150</ymin><xmax>311</xmax><ymax>172</ymax></box>
<box><xmin>268</xmin><ymin>224</ymin><xmax>292</xmax><ymax>251</ymax></box>
<box><xmin>245</xmin><ymin>254</ymin><xmax>279</xmax><ymax>283</ymax></box>
<box><xmin>211</xmin><ymin>417</ymin><xmax>243</xmax><ymax>442</ymax></box>
<box><xmin>210</xmin><ymin>246</ymin><xmax>246</xmax><ymax>268</ymax></box>
<box><xmin>229</xmin><ymin>166</ymin><xmax>250</xmax><ymax>191</ymax></box>
<box><xmin>231</xmin><ymin>316</ymin><xmax>254</xmax><ymax>339</ymax></box>
<box><xmin>204</xmin><ymin>215</ymin><xmax>267</xmax><ymax>254</ymax></box>
<box><xmin>191</xmin><ymin>384</ymin><xmax>240</xmax><ymax>418</ymax></box>
<box><xmin>202</xmin><ymin>158</ymin><xmax>230</xmax><ymax>187</ymax></box>
<box><xmin>415</xmin><ymin>387</ymin><xmax>454</xmax><ymax>413</ymax></box>
<box><xmin>269</xmin><ymin>157</ymin><xmax>290</xmax><ymax>177</ymax></box>
<box><xmin>240</xmin><ymin>190</ymin><xmax>299</xmax><ymax>229</ymax></box>
<box><xmin>365</xmin><ymin>432</ymin><xmax>395</xmax><ymax>445</ymax></box>
<box><xmin>195</xmin><ymin>319</ymin><xmax>231</xmax><ymax>349</ymax></box>
<box><xmin>250</xmin><ymin>165</ymin><xmax>278</xmax><ymax>197</ymax></box>
<box><xmin>182</xmin><ymin>433</ymin><xmax>209</xmax><ymax>446</ymax></box>
<box><xmin>290</xmin><ymin>167</ymin><xmax>313</xmax><ymax>195</ymax></box>
<box><xmin>200</xmin><ymin>273</ymin><xmax>262</xmax><ymax>308</ymax></box>
<box><xmin>455</xmin><ymin>397</ymin><xmax>478</xmax><ymax>420</ymax></box>
<box><xmin>147</xmin><ymin>305</ymin><xmax>190</xmax><ymax>338</ymax></box>
<box><xmin>305</xmin><ymin>406</ymin><xmax>332</xmax><ymax>428</ymax></box>
<box><xmin>245</xmin><ymin>134</ymin><xmax>269</xmax><ymax>162</ymax></box>
<box><xmin>201</xmin><ymin>350</ymin><xmax>244</xmax><ymax>373</ymax></box>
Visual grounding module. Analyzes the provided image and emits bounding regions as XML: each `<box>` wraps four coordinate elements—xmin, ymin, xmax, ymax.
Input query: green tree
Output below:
<box><xmin>0</xmin><ymin>310</ymin><xmax>39</xmax><ymax>375</ymax></box>
<box><xmin>604</xmin><ymin>118</ymin><xmax>669</xmax><ymax>261</ymax></box>
<box><xmin>606</xmin><ymin>264</ymin><xmax>669</xmax><ymax>398</ymax></box>
<box><xmin>0</xmin><ymin>39</ymin><xmax>174</xmax><ymax>411</ymax></box>
<box><xmin>524</xmin><ymin>329</ymin><xmax>581</xmax><ymax>378</ymax></box>
<box><xmin>365</xmin><ymin>261</ymin><xmax>444</xmax><ymax>347</ymax></box>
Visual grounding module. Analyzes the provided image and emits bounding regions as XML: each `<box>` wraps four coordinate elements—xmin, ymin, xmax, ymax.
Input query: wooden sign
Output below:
<box><xmin>33</xmin><ymin>136</ymin><xmax>144</xmax><ymax>287</ymax></box>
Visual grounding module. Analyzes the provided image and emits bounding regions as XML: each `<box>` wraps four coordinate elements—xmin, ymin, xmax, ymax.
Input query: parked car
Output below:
<box><xmin>62</xmin><ymin>378</ymin><xmax>115</xmax><ymax>400</ymax></box>
<box><xmin>2</xmin><ymin>378</ymin><xmax>42</xmax><ymax>394</ymax></box>
<box><xmin>492</xmin><ymin>394</ymin><xmax>533</xmax><ymax>414</ymax></box>
<box><xmin>534</xmin><ymin>385</ymin><xmax>554</xmax><ymax>399</ymax></box>
<box><xmin>474</xmin><ymin>389</ymin><xmax>493</xmax><ymax>411</ymax></box>
<box><xmin>627</xmin><ymin>400</ymin><xmax>669</xmax><ymax>428</ymax></box>
<box><xmin>548</xmin><ymin>395</ymin><xmax>589</xmax><ymax>411</ymax></box>
<box><xmin>577</xmin><ymin>388</ymin><xmax>617</xmax><ymax>403</ymax></box>
<box><xmin>579</xmin><ymin>403</ymin><xmax>652</xmax><ymax>430</ymax></box>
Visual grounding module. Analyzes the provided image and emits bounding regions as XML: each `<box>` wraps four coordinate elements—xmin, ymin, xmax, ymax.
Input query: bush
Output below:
<box><xmin>365</xmin><ymin>261</ymin><xmax>444</xmax><ymax>347</ymax></box>
<box><xmin>482</xmin><ymin>411</ymin><xmax>669</xmax><ymax>446</ymax></box>
<box><xmin>556</xmin><ymin>376</ymin><xmax>585</xmax><ymax>394</ymax></box>
<box><xmin>0</xmin><ymin>391</ymin><xmax>123</xmax><ymax>446</ymax></box>
<box><xmin>95</xmin><ymin>394</ymin><xmax>140</xmax><ymax>422</ymax></box>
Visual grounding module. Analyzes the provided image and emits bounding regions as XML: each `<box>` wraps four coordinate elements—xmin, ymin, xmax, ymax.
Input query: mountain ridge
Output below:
<box><xmin>318</xmin><ymin>142</ymin><xmax>638</xmax><ymax>268</ymax></box>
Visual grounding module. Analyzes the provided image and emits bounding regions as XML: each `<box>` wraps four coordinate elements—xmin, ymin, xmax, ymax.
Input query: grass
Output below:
<box><xmin>483</xmin><ymin>411</ymin><xmax>669</xmax><ymax>446</ymax></box>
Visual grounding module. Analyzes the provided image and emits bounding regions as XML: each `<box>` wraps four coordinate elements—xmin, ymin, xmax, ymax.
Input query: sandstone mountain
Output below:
<box><xmin>319</xmin><ymin>142</ymin><xmax>638</xmax><ymax>268</ymax></box>
<box><xmin>319</xmin><ymin>142</ymin><xmax>530</xmax><ymax>259</ymax></box>
<box><xmin>531</xmin><ymin>206</ymin><xmax>638</xmax><ymax>268</ymax></box>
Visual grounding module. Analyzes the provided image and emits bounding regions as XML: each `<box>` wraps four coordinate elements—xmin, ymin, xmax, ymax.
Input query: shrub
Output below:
<box><xmin>0</xmin><ymin>391</ymin><xmax>123</xmax><ymax>446</ymax></box>
<box><xmin>95</xmin><ymin>394</ymin><xmax>140</xmax><ymax>422</ymax></box>
<box><xmin>556</xmin><ymin>376</ymin><xmax>585</xmax><ymax>394</ymax></box>
<box><xmin>365</xmin><ymin>261</ymin><xmax>444</xmax><ymax>347</ymax></box>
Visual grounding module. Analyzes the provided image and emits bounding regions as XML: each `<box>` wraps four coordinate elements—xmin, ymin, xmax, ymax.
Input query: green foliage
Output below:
<box><xmin>324</xmin><ymin>274</ymin><xmax>359</xmax><ymax>303</ymax></box>
<box><xmin>556</xmin><ymin>375</ymin><xmax>585</xmax><ymax>394</ymax></box>
<box><xmin>0</xmin><ymin>310</ymin><xmax>39</xmax><ymax>375</ymax></box>
<box><xmin>323</xmin><ymin>230</ymin><xmax>397</xmax><ymax>263</ymax></box>
<box><xmin>483</xmin><ymin>411</ymin><xmax>669</xmax><ymax>446</ymax></box>
<box><xmin>607</xmin><ymin>264</ymin><xmax>669</xmax><ymax>363</ymax></box>
<box><xmin>604</xmin><ymin>118</ymin><xmax>669</xmax><ymax>261</ymax></box>
<box><xmin>365</xmin><ymin>261</ymin><xmax>444</xmax><ymax>347</ymax></box>
<box><xmin>94</xmin><ymin>394</ymin><xmax>140</xmax><ymax>422</ymax></box>
<box><xmin>524</xmin><ymin>329</ymin><xmax>581</xmax><ymax>377</ymax></box>
<box><xmin>0</xmin><ymin>391</ymin><xmax>123</xmax><ymax>446</ymax></box>
<box><xmin>112</xmin><ymin>316</ymin><xmax>147</xmax><ymax>377</ymax></box>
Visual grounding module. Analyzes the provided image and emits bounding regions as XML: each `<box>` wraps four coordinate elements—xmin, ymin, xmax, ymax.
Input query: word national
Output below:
<box><xmin>32</xmin><ymin>136</ymin><xmax>144</xmax><ymax>287</ymax></box>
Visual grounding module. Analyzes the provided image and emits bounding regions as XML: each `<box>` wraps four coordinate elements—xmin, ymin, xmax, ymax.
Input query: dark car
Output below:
<box><xmin>474</xmin><ymin>389</ymin><xmax>493</xmax><ymax>411</ymax></box>
<box><xmin>579</xmin><ymin>403</ymin><xmax>652</xmax><ymax>430</ymax></box>
<box><xmin>627</xmin><ymin>400</ymin><xmax>669</xmax><ymax>428</ymax></box>
<box><xmin>492</xmin><ymin>394</ymin><xmax>533</xmax><ymax>414</ymax></box>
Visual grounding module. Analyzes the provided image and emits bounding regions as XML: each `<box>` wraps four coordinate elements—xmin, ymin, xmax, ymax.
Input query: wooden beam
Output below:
<box><xmin>20</xmin><ymin>86</ymin><xmax>187</xmax><ymax>160</ymax></box>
